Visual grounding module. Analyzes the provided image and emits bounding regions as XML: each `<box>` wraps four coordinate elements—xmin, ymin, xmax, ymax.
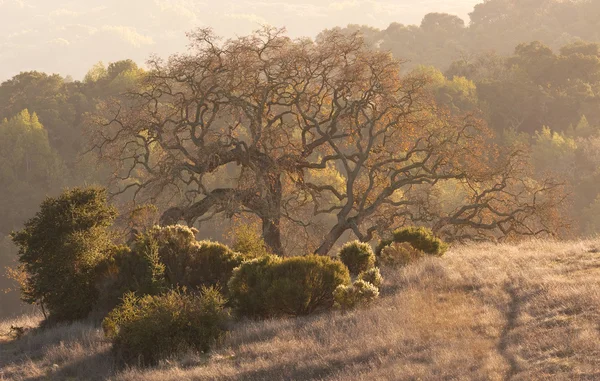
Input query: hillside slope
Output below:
<box><xmin>2</xmin><ymin>239</ymin><xmax>600</xmax><ymax>380</ymax></box>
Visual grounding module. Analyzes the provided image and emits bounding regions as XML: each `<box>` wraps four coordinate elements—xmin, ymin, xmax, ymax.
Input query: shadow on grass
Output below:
<box><xmin>0</xmin><ymin>323</ymin><xmax>115</xmax><ymax>381</ymax></box>
<box><xmin>23</xmin><ymin>349</ymin><xmax>114</xmax><ymax>381</ymax></box>
<box><xmin>228</xmin><ymin>346</ymin><xmax>385</xmax><ymax>381</ymax></box>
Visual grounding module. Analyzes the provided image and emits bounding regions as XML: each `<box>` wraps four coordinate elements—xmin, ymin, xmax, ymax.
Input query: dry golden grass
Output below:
<box><xmin>2</xmin><ymin>238</ymin><xmax>600</xmax><ymax>380</ymax></box>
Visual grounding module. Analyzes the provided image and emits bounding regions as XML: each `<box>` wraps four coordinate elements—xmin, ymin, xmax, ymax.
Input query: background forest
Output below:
<box><xmin>2</xmin><ymin>0</ymin><xmax>600</xmax><ymax>318</ymax></box>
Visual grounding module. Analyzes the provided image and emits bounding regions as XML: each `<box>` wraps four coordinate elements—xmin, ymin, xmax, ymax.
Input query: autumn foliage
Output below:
<box><xmin>92</xmin><ymin>28</ymin><xmax>566</xmax><ymax>257</ymax></box>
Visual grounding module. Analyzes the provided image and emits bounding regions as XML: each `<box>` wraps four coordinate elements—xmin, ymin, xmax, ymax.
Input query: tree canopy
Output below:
<box><xmin>0</xmin><ymin>110</ymin><xmax>65</xmax><ymax>235</ymax></box>
<box><xmin>92</xmin><ymin>29</ymin><xmax>565</xmax><ymax>255</ymax></box>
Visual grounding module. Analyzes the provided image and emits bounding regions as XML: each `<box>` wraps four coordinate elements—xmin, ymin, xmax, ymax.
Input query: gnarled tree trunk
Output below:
<box><xmin>262</xmin><ymin>217</ymin><xmax>283</xmax><ymax>256</ymax></box>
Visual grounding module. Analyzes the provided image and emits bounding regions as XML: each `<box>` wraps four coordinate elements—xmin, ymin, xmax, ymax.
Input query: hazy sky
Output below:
<box><xmin>0</xmin><ymin>0</ymin><xmax>481</xmax><ymax>81</ymax></box>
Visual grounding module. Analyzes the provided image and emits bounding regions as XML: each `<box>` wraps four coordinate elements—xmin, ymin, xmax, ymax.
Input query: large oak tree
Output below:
<box><xmin>92</xmin><ymin>28</ymin><xmax>565</xmax><ymax>255</ymax></box>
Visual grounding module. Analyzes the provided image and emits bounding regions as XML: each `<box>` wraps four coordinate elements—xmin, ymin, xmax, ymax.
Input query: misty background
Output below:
<box><xmin>0</xmin><ymin>0</ymin><xmax>479</xmax><ymax>81</ymax></box>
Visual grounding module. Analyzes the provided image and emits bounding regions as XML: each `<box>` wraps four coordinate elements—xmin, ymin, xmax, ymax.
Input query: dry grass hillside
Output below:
<box><xmin>2</xmin><ymin>239</ymin><xmax>600</xmax><ymax>381</ymax></box>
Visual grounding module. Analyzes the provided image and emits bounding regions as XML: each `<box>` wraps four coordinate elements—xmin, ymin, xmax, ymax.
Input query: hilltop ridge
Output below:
<box><xmin>2</xmin><ymin>239</ymin><xmax>600</xmax><ymax>380</ymax></box>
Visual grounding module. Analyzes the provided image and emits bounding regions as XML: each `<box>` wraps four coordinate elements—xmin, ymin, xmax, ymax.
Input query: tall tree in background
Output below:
<box><xmin>0</xmin><ymin>110</ymin><xmax>65</xmax><ymax>235</ymax></box>
<box><xmin>0</xmin><ymin>72</ymin><xmax>82</xmax><ymax>164</ymax></box>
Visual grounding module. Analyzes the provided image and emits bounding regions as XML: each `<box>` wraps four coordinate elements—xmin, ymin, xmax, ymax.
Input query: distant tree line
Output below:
<box><xmin>328</xmin><ymin>0</ymin><xmax>600</xmax><ymax>72</ymax></box>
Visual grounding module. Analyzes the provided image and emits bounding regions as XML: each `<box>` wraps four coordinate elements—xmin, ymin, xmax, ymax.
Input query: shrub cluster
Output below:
<box><xmin>97</xmin><ymin>225</ymin><xmax>244</xmax><ymax>308</ymax></box>
<box><xmin>333</xmin><ymin>242</ymin><xmax>383</xmax><ymax>310</ymax></box>
<box><xmin>94</xmin><ymin>243</ymin><xmax>167</xmax><ymax>314</ymax></box>
<box><xmin>13</xmin><ymin>187</ymin><xmax>390</xmax><ymax>368</ymax></box>
<box><xmin>97</xmin><ymin>226</ymin><xmax>242</xmax><ymax>366</ymax></box>
<box><xmin>102</xmin><ymin>287</ymin><xmax>228</xmax><ymax>367</ymax></box>
<box><xmin>228</xmin><ymin>254</ymin><xmax>350</xmax><ymax>318</ymax></box>
<box><xmin>144</xmin><ymin>225</ymin><xmax>244</xmax><ymax>292</ymax></box>
<box><xmin>338</xmin><ymin>241</ymin><xmax>376</xmax><ymax>276</ymax></box>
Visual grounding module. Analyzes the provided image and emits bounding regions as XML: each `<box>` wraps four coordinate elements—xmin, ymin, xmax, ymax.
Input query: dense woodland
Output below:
<box><xmin>2</xmin><ymin>0</ymin><xmax>600</xmax><ymax>325</ymax></box>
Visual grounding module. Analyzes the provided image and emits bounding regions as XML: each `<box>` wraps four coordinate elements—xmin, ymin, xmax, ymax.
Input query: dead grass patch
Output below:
<box><xmin>2</xmin><ymin>238</ymin><xmax>600</xmax><ymax>380</ymax></box>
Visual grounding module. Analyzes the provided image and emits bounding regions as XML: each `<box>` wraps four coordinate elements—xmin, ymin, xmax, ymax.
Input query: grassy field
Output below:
<box><xmin>2</xmin><ymin>239</ymin><xmax>600</xmax><ymax>380</ymax></box>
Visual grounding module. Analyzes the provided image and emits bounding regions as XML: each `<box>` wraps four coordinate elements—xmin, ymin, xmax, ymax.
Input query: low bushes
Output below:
<box><xmin>338</xmin><ymin>241</ymin><xmax>376</xmax><ymax>276</ymax></box>
<box><xmin>144</xmin><ymin>225</ymin><xmax>244</xmax><ymax>292</ymax></box>
<box><xmin>98</xmin><ymin>226</ymin><xmax>243</xmax><ymax>302</ymax></box>
<box><xmin>228</xmin><ymin>254</ymin><xmax>350</xmax><ymax>318</ymax></box>
<box><xmin>390</xmin><ymin>227</ymin><xmax>447</xmax><ymax>256</ymax></box>
<box><xmin>94</xmin><ymin>243</ymin><xmax>167</xmax><ymax>315</ymax></box>
<box><xmin>15</xmin><ymin>187</ymin><xmax>392</xmax><ymax>370</ymax></box>
<box><xmin>378</xmin><ymin>242</ymin><xmax>425</xmax><ymax>268</ymax></box>
<box><xmin>96</xmin><ymin>225</ymin><xmax>244</xmax><ymax>318</ymax></box>
<box><xmin>226</xmin><ymin>255</ymin><xmax>280</xmax><ymax>318</ymax></box>
<box><xmin>99</xmin><ymin>227</ymin><xmax>239</xmax><ymax>367</ymax></box>
<box><xmin>334</xmin><ymin>280</ymin><xmax>380</xmax><ymax>310</ymax></box>
<box><xmin>358</xmin><ymin>267</ymin><xmax>383</xmax><ymax>288</ymax></box>
<box><xmin>376</xmin><ymin>227</ymin><xmax>447</xmax><ymax>267</ymax></box>
<box><xmin>103</xmin><ymin>287</ymin><xmax>228</xmax><ymax>367</ymax></box>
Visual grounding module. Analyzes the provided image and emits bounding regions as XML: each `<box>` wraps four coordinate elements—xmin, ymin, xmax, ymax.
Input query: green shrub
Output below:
<box><xmin>231</xmin><ymin>224</ymin><xmax>271</xmax><ymax>259</ymax></box>
<box><xmin>11</xmin><ymin>187</ymin><xmax>117</xmax><ymax>323</ymax></box>
<box><xmin>268</xmin><ymin>255</ymin><xmax>352</xmax><ymax>316</ymax></box>
<box><xmin>226</xmin><ymin>255</ymin><xmax>280</xmax><ymax>318</ymax></box>
<box><xmin>378</xmin><ymin>242</ymin><xmax>425</xmax><ymax>268</ymax></box>
<box><xmin>375</xmin><ymin>239</ymin><xmax>394</xmax><ymax>256</ymax></box>
<box><xmin>125</xmin><ymin>236</ymin><xmax>167</xmax><ymax>295</ymax></box>
<box><xmin>334</xmin><ymin>280</ymin><xmax>379</xmax><ymax>310</ymax></box>
<box><xmin>94</xmin><ymin>242</ymin><xmax>167</xmax><ymax>315</ymax></box>
<box><xmin>96</xmin><ymin>226</ymin><xmax>243</xmax><ymax>315</ymax></box>
<box><xmin>141</xmin><ymin>225</ymin><xmax>243</xmax><ymax>292</ymax></box>
<box><xmin>358</xmin><ymin>267</ymin><xmax>383</xmax><ymax>288</ymax></box>
<box><xmin>338</xmin><ymin>241</ymin><xmax>376</xmax><ymax>276</ymax></box>
<box><xmin>228</xmin><ymin>254</ymin><xmax>350</xmax><ymax>318</ymax></box>
<box><xmin>103</xmin><ymin>287</ymin><xmax>228</xmax><ymax>367</ymax></box>
<box><xmin>185</xmin><ymin>240</ymin><xmax>244</xmax><ymax>290</ymax></box>
<box><xmin>391</xmin><ymin>227</ymin><xmax>447</xmax><ymax>256</ymax></box>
